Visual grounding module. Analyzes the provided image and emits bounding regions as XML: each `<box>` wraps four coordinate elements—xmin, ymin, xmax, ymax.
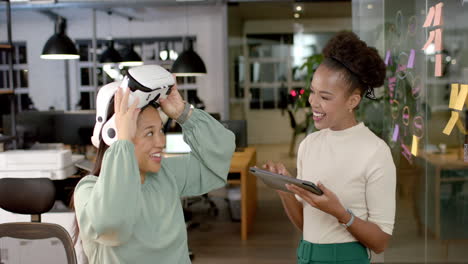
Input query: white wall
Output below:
<box><xmin>0</xmin><ymin>5</ymin><xmax>229</xmax><ymax>118</ymax></box>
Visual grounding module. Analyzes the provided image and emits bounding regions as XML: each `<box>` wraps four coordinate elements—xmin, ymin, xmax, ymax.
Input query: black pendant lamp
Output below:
<box><xmin>41</xmin><ymin>17</ymin><xmax>79</xmax><ymax>60</ymax></box>
<box><xmin>120</xmin><ymin>44</ymin><xmax>143</xmax><ymax>67</ymax></box>
<box><xmin>100</xmin><ymin>40</ymin><xmax>122</xmax><ymax>64</ymax></box>
<box><xmin>171</xmin><ymin>38</ymin><xmax>206</xmax><ymax>77</ymax></box>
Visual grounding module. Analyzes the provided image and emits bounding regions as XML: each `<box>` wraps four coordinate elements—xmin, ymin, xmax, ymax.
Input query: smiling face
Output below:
<box><xmin>133</xmin><ymin>106</ymin><xmax>166</xmax><ymax>176</ymax></box>
<box><xmin>309</xmin><ymin>65</ymin><xmax>362</xmax><ymax>131</ymax></box>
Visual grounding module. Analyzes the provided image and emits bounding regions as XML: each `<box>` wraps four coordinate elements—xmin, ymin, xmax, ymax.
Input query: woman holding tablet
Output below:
<box><xmin>263</xmin><ymin>31</ymin><xmax>396</xmax><ymax>264</ymax></box>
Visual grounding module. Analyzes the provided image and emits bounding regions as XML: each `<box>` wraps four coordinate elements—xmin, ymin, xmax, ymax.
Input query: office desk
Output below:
<box><xmin>417</xmin><ymin>149</ymin><xmax>468</xmax><ymax>240</ymax></box>
<box><xmin>166</xmin><ymin>148</ymin><xmax>257</xmax><ymax>240</ymax></box>
<box><xmin>228</xmin><ymin>147</ymin><xmax>257</xmax><ymax>240</ymax></box>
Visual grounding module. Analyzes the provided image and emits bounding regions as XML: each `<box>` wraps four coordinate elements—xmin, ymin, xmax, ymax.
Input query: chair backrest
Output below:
<box><xmin>0</xmin><ymin>222</ymin><xmax>77</xmax><ymax>264</ymax></box>
<box><xmin>0</xmin><ymin>178</ymin><xmax>55</xmax><ymax>216</ymax></box>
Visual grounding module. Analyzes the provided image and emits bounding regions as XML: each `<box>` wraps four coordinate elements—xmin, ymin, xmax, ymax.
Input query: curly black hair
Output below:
<box><xmin>322</xmin><ymin>31</ymin><xmax>386</xmax><ymax>98</ymax></box>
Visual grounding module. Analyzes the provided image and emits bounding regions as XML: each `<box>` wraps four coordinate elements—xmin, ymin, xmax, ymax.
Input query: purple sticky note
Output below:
<box><xmin>392</xmin><ymin>124</ymin><xmax>399</xmax><ymax>142</ymax></box>
<box><xmin>385</xmin><ymin>50</ymin><xmax>391</xmax><ymax>66</ymax></box>
<box><xmin>407</xmin><ymin>49</ymin><xmax>415</xmax><ymax>69</ymax></box>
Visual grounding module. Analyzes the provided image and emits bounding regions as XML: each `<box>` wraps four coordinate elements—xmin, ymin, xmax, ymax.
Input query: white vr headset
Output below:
<box><xmin>91</xmin><ymin>65</ymin><xmax>175</xmax><ymax>148</ymax></box>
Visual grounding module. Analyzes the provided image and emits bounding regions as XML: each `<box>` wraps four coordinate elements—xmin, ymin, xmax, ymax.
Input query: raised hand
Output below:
<box><xmin>159</xmin><ymin>83</ymin><xmax>187</xmax><ymax>120</ymax></box>
<box><xmin>115</xmin><ymin>87</ymin><xmax>140</xmax><ymax>141</ymax></box>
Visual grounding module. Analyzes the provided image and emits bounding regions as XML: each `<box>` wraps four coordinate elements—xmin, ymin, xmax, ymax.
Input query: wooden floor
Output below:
<box><xmin>188</xmin><ymin>183</ymin><xmax>301</xmax><ymax>264</ymax></box>
<box><xmin>188</xmin><ymin>144</ymin><xmax>300</xmax><ymax>264</ymax></box>
<box><xmin>187</xmin><ymin>144</ymin><xmax>468</xmax><ymax>264</ymax></box>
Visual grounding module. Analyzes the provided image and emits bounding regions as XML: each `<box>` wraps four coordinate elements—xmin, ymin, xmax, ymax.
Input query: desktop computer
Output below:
<box><xmin>220</xmin><ymin>120</ymin><xmax>247</xmax><ymax>151</ymax></box>
<box><xmin>2</xmin><ymin>111</ymin><xmax>95</xmax><ymax>149</ymax></box>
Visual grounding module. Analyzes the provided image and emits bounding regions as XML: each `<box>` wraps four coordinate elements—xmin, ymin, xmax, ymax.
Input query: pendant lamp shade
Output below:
<box><xmin>100</xmin><ymin>40</ymin><xmax>122</xmax><ymax>64</ymax></box>
<box><xmin>120</xmin><ymin>44</ymin><xmax>143</xmax><ymax>67</ymax></box>
<box><xmin>171</xmin><ymin>39</ymin><xmax>206</xmax><ymax>77</ymax></box>
<box><xmin>41</xmin><ymin>17</ymin><xmax>79</xmax><ymax>60</ymax></box>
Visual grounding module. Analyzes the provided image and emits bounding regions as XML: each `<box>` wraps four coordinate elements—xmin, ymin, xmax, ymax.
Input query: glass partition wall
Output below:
<box><xmin>229</xmin><ymin>0</ymin><xmax>467</xmax><ymax>262</ymax></box>
<box><xmin>353</xmin><ymin>0</ymin><xmax>468</xmax><ymax>262</ymax></box>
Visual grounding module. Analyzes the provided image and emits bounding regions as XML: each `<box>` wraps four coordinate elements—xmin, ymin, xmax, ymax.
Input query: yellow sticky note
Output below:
<box><xmin>454</xmin><ymin>84</ymin><xmax>468</xmax><ymax>111</ymax></box>
<box><xmin>449</xmin><ymin>83</ymin><xmax>459</xmax><ymax>109</ymax></box>
<box><xmin>443</xmin><ymin>111</ymin><xmax>459</xmax><ymax>135</ymax></box>
<box><xmin>463</xmin><ymin>84</ymin><xmax>468</xmax><ymax>108</ymax></box>
<box><xmin>411</xmin><ymin>135</ymin><xmax>419</xmax><ymax>156</ymax></box>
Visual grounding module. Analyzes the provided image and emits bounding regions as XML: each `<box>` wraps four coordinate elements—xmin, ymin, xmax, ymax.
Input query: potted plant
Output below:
<box><xmin>291</xmin><ymin>54</ymin><xmax>323</xmax><ymax>134</ymax></box>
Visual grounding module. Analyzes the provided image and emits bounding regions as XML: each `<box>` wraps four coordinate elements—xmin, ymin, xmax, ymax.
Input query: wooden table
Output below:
<box><xmin>166</xmin><ymin>147</ymin><xmax>258</xmax><ymax>240</ymax></box>
<box><xmin>417</xmin><ymin>148</ymin><xmax>468</xmax><ymax>239</ymax></box>
<box><xmin>228</xmin><ymin>147</ymin><xmax>257</xmax><ymax>240</ymax></box>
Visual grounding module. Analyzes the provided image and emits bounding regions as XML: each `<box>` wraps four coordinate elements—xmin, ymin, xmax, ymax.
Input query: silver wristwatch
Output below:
<box><xmin>341</xmin><ymin>208</ymin><xmax>355</xmax><ymax>228</ymax></box>
<box><xmin>176</xmin><ymin>102</ymin><xmax>193</xmax><ymax>124</ymax></box>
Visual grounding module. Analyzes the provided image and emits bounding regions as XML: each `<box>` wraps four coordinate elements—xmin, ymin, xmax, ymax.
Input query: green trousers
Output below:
<box><xmin>297</xmin><ymin>239</ymin><xmax>370</xmax><ymax>264</ymax></box>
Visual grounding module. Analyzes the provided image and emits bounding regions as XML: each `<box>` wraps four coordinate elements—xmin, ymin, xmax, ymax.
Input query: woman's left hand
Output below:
<box><xmin>286</xmin><ymin>182</ymin><xmax>347</xmax><ymax>221</ymax></box>
<box><xmin>159</xmin><ymin>82</ymin><xmax>186</xmax><ymax>120</ymax></box>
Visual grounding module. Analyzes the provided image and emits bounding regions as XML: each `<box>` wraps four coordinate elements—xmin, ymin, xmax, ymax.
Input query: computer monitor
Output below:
<box><xmin>54</xmin><ymin>112</ymin><xmax>95</xmax><ymax>146</ymax></box>
<box><xmin>2</xmin><ymin>111</ymin><xmax>62</xmax><ymax>149</ymax></box>
<box><xmin>165</xmin><ymin>133</ymin><xmax>191</xmax><ymax>154</ymax></box>
<box><xmin>220</xmin><ymin>120</ymin><xmax>248</xmax><ymax>150</ymax></box>
<box><xmin>2</xmin><ymin>111</ymin><xmax>95</xmax><ymax>148</ymax></box>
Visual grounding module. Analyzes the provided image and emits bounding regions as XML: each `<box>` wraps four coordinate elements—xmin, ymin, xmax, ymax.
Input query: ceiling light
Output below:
<box><xmin>100</xmin><ymin>40</ymin><xmax>122</xmax><ymax>64</ymax></box>
<box><xmin>424</xmin><ymin>43</ymin><xmax>435</xmax><ymax>55</ymax></box>
<box><xmin>172</xmin><ymin>38</ymin><xmax>206</xmax><ymax>76</ymax></box>
<box><xmin>41</xmin><ymin>17</ymin><xmax>79</xmax><ymax>60</ymax></box>
<box><xmin>159</xmin><ymin>42</ymin><xmax>169</xmax><ymax>61</ymax></box>
<box><xmin>172</xmin><ymin>3</ymin><xmax>206</xmax><ymax>77</ymax></box>
<box><xmin>169</xmin><ymin>49</ymin><xmax>178</xmax><ymax>61</ymax></box>
<box><xmin>119</xmin><ymin>44</ymin><xmax>144</xmax><ymax>67</ymax></box>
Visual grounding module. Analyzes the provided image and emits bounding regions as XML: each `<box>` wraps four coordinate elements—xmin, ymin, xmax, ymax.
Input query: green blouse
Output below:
<box><xmin>74</xmin><ymin>109</ymin><xmax>236</xmax><ymax>264</ymax></box>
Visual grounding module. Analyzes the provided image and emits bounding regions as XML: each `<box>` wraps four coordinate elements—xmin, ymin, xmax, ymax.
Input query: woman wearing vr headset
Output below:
<box><xmin>73</xmin><ymin>81</ymin><xmax>235</xmax><ymax>263</ymax></box>
<box><xmin>263</xmin><ymin>32</ymin><xmax>396</xmax><ymax>263</ymax></box>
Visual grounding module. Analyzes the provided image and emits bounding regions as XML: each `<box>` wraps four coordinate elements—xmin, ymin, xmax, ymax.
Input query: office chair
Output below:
<box><xmin>0</xmin><ymin>178</ymin><xmax>77</xmax><ymax>264</ymax></box>
<box><xmin>287</xmin><ymin>109</ymin><xmax>309</xmax><ymax>157</ymax></box>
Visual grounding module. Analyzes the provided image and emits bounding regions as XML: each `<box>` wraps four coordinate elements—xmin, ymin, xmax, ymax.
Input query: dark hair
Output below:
<box><xmin>321</xmin><ymin>31</ymin><xmax>386</xmax><ymax>99</ymax></box>
<box><xmin>70</xmin><ymin>96</ymin><xmax>159</xmax><ymax>244</ymax></box>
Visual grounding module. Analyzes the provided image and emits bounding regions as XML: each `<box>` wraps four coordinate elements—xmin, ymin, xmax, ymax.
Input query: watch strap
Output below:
<box><xmin>176</xmin><ymin>102</ymin><xmax>192</xmax><ymax>124</ymax></box>
<box><xmin>342</xmin><ymin>208</ymin><xmax>355</xmax><ymax>228</ymax></box>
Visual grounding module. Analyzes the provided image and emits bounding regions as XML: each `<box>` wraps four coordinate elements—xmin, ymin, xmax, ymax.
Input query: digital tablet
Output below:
<box><xmin>249</xmin><ymin>167</ymin><xmax>323</xmax><ymax>195</ymax></box>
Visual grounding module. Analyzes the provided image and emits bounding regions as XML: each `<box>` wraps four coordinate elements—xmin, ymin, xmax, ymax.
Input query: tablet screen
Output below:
<box><xmin>249</xmin><ymin>167</ymin><xmax>323</xmax><ymax>195</ymax></box>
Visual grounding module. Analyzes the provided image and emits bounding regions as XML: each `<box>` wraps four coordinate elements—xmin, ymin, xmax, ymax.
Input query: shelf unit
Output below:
<box><xmin>0</xmin><ymin>0</ymin><xmax>17</xmax><ymax>149</ymax></box>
